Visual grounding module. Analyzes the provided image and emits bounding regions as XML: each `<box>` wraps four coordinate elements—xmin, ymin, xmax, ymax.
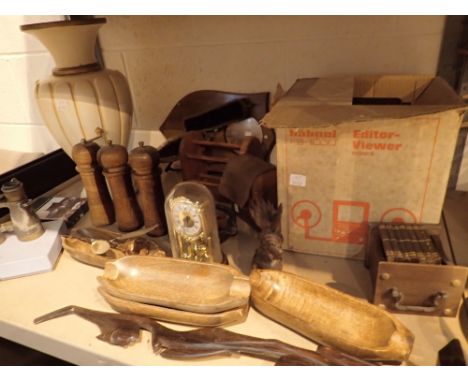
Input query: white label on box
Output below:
<box><xmin>289</xmin><ymin>173</ymin><xmax>306</xmax><ymax>187</ymax></box>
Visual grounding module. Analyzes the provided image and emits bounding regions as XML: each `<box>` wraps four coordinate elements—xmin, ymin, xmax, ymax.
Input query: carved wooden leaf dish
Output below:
<box><xmin>63</xmin><ymin>236</ymin><xmax>166</xmax><ymax>269</ymax></box>
<box><xmin>63</xmin><ymin>237</ymin><xmax>118</xmax><ymax>268</ymax></box>
<box><xmin>98</xmin><ymin>287</ymin><xmax>249</xmax><ymax>327</ymax></box>
<box><xmin>97</xmin><ymin>256</ymin><xmax>251</xmax><ymax>313</ymax></box>
<box><xmin>250</xmin><ymin>269</ymin><xmax>414</xmax><ymax>362</ymax></box>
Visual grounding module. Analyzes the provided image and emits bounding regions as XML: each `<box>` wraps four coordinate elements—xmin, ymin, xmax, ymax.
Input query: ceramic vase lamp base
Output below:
<box><xmin>21</xmin><ymin>18</ymin><xmax>133</xmax><ymax>158</ymax></box>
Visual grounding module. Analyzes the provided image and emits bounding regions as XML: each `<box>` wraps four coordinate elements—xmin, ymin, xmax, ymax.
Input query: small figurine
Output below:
<box><xmin>249</xmin><ymin>198</ymin><xmax>283</xmax><ymax>270</ymax></box>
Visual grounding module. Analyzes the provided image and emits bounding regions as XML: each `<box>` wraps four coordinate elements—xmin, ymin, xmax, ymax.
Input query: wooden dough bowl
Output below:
<box><xmin>98</xmin><ymin>256</ymin><xmax>251</xmax><ymax>314</ymax></box>
<box><xmin>98</xmin><ymin>287</ymin><xmax>249</xmax><ymax>327</ymax></box>
<box><xmin>250</xmin><ymin>269</ymin><xmax>414</xmax><ymax>362</ymax></box>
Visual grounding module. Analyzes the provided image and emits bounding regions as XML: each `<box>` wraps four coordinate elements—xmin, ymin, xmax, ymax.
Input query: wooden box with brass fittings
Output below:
<box><xmin>365</xmin><ymin>223</ymin><xmax>468</xmax><ymax>317</ymax></box>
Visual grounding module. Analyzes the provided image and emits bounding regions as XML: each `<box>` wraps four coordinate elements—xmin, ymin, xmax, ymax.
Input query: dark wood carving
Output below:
<box><xmin>34</xmin><ymin>305</ymin><xmax>373</xmax><ymax>366</ymax></box>
<box><xmin>129</xmin><ymin>142</ymin><xmax>167</xmax><ymax>237</ymax></box>
<box><xmin>157</xmin><ymin>90</ymin><xmax>271</xmax><ymax>163</ymax></box>
<box><xmin>249</xmin><ymin>199</ymin><xmax>284</xmax><ymax>270</ymax></box>
<box><xmin>72</xmin><ymin>140</ymin><xmax>115</xmax><ymax>226</ymax></box>
<box><xmin>97</xmin><ymin>142</ymin><xmax>143</xmax><ymax>232</ymax></box>
<box><xmin>160</xmin><ymin>90</ymin><xmax>269</xmax><ymax>135</ymax></box>
<box><xmin>179</xmin><ymin>131</ymin><xmax>263</xmax><ymax>199</ymax></box>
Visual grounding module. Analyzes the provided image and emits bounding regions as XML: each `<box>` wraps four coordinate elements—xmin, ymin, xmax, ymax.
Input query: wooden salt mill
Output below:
<box><xmin>97</xmin><ymin>141</ymin><xmax>143</xmax><ymax>232</ymax></box>
<box><xmin>129</xmin><ymin>142</ymin><xmax>167</xmax><ymax>237</ymax></box>
<box><xmin>72</xmin><ymin>139</ymin><xmax>115</xmax><ymax>226</ymax></box>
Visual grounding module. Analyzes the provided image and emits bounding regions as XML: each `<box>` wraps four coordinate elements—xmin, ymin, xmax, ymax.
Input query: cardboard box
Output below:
<box><xmin>263</xmin><ymin>75</ymin><xmax>467</xmax><ymax>259</ymax></box>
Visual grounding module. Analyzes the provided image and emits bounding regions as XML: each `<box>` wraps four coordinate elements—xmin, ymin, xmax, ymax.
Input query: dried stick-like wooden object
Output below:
<box><xmin>34</xmin><ymin>305</ymin><xmax>373</xmax><ymax>366</ymax></box>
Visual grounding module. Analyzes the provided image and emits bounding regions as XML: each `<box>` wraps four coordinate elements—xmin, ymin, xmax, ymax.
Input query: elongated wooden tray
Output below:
<box><xmin>250</xmin><ymin>269</ymin><xmax>414</xmax><ymax>362</ymax></box>
<box><xmin>63</xmin><ymin>236</ymin><xmax>166</xmax><ymax>269</ymax></box>
<box><xmin>98</xmin><ymin>287</ymin><xmax>249</xmax><ymax>327</ymax></box>
<box><xmin>63</xmin><ymin>237</ymin><xmax>117</xmax><ymax>268</ymax></box>
<box><xmin>98</xmin><ymin>256</ymin><xmax>251</xmax><ymax>314</ymax></box>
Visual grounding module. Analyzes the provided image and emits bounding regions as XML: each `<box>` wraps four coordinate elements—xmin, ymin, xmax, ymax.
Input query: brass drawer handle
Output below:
<box><xmin>389</xmin><ymin>288</ymin><xmax>447</xmax><ymax>313</ymax></box>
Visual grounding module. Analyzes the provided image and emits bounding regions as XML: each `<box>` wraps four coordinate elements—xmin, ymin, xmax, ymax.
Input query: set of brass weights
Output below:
<box><xmin>72</xmin><ymin>140</ymin><xmax>166</xmax><ymax>237</ymax></box>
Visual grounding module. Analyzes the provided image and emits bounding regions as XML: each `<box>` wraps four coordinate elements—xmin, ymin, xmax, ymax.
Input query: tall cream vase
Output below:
<box><xmin>21</xmin><ymin>18</ymin><xmax>133</xmax><ymax>157</ymax></box>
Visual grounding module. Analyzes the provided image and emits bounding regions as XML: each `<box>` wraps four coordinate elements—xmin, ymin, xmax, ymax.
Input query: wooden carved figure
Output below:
<box><xmin>249</xmin><ymin>198</ymin><xmax>284</xmax><ymax>270</ymax></box>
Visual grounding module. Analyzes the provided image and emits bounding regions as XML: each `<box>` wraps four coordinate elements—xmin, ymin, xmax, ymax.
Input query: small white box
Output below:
<box><xmin>0</xmin><ymin>220</ymin><xmax>64</xmax><ymax>280</ymax></box>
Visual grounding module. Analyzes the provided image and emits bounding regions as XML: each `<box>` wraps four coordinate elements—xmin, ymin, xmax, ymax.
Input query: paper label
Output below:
<box><xmin>289</xmin><ymin>173</ymin><xmax>306</xmax><ymax>187</ymax></box>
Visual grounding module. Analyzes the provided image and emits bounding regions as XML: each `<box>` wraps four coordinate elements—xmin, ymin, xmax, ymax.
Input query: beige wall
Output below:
<box><xmin>0</xmin><ymin>15</ymin><xmax>447</xmax><ymax>157</ymax></box>
<box><xmin>0</xmin><ymin>15</ymin><xmax>61</xmax><ymax>155</ymax></box>
<box><xmin>99</xmin><ymin>16</ymin><xmax>446</xmax><ymax>133</ymax></box>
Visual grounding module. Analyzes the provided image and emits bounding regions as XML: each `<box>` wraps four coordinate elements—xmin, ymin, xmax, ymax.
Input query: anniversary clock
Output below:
<box><xmin>165</xmin><ymin>182</ymin><xmax>222</xmax><ymax>263</ymax></box>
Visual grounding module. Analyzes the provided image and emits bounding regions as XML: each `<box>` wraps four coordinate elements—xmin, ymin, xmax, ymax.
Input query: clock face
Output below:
<box><xmin>170</xmin><ymin>197</ymin><xmax>203</xmax><ymax>238</ymax></box>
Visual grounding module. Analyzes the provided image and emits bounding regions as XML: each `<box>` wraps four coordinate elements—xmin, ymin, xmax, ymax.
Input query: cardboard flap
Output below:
<box><xmin>263</xmin><ymin>104</ymin><xmax>468</xmax><ymax>129</ymax></box>
<box><xmin>414</xmin><ymin>77</ymin><xmax>464</xmax><ymax>105</ymax></box>
<box><xmin>279</xmin><ymin>77</ymin><xmax>354</xmax><ymax>106</ymax></box>
<box><xmin>263</xmin><ymin>76</ymin><xmax>467</xmax><ymax>129</ymax></box>
<box><xmin>263</xmin><ymin>105</ymin><xmax>466</xmax><ymax>128</ymax></box>
<box><xmin>353</xmin><ymin>75</ymin><xmax>434</xmax><ymax>102</ymax></box>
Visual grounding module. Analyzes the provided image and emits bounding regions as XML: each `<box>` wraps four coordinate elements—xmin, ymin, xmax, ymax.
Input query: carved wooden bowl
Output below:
<box><xmin>250</xmin><ymin>269</ymin><xmax>414</xmax><ymax>362</ymax></box>
<box><xmin>98</xmin><ymin>256</ymin><xmax>251</xmax><ymax>313</ymax></box>
<box><xmin>98</xmin><ymin>287</ymin><xmax>249</xmax><ymax>327</ymax></box>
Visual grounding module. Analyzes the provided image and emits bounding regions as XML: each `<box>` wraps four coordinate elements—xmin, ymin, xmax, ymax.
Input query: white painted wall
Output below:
<box><xmin>99</xmin><ymin>16</ymin><xmax>446</xmax><ymax>134</ymax></box>
<box><xmin>0</xmin><ymin>15</ymin><xmax>447</xmax><ymax>158</ymax></box>
<box><xmin>0</xmin><ymin>15</ymin><xmax>62</xmax><ymax>155</ymax></box>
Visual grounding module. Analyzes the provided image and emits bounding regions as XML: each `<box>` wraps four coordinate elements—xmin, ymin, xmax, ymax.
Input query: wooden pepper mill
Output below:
<box><xmin>72</xmin><ymin>139</ymin><xmax>115</xmax><ymax>226</ymax></box>
<box><xmin>97</xmin><ymin>141</ymin><xmax>143</xmax><ymax>232</ymax></box>
<box><xmin>129</xmin><ymin>142</ymin><xmax>167</xmax><ymax>237</ymax></box>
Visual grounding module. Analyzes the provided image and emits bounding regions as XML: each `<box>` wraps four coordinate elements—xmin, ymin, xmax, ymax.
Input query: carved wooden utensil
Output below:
<box><xmin>250</xmin><ymin>269</ymin><xmax>414</xmax><ymax>362</ymax></box>
<box><xmin>33</xmin><ymin>305</ymin><xmax>373</xmax><ymax>366</ymax></box>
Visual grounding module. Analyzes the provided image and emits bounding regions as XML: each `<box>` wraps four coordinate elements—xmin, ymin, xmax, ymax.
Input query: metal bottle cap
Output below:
<box><xmin>1</xmin><ymin>178</ymin><xmax>27</xmax><ymax>202</ymax></box>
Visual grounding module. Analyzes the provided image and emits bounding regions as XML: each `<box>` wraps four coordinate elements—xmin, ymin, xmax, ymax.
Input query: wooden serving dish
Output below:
<box><xmin>98</xmin><ymin>287</ymin><xmax>249</xmax><ymax>327</ymax></box>
<box><xmin>63</xmin><ymin>236</ymin><xmax>165</xmax><ymax>268</ymax></box>
<box><xmin>63</xmin><ymin>237</ymin><xmax>118</xmax><ymax>268</ymax></box>
<box><xmin>98</xmin><ymin>256</ymin><xmax>251</xmax><ymax>313</ymax></box>
<box><xmin>250</xmin><ymin>269</ymin><xmax>414</xmax><ymax>362</ymax></box>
